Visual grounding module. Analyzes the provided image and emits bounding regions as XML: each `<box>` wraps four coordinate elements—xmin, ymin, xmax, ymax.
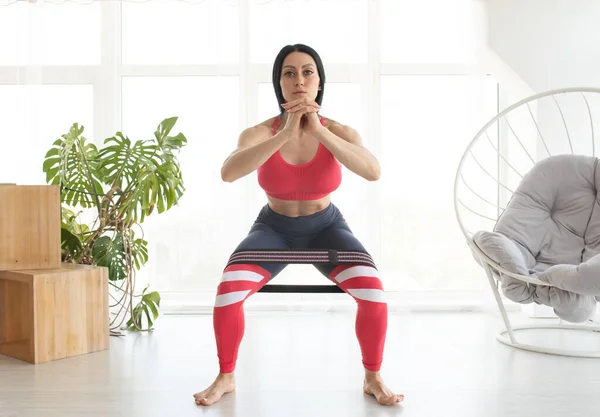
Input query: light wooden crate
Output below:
<box><xmin>0</xmin><ymin>264</ymin><xmax>109</xmax><ymax>364</ymax></box>
<box><xmin>0</xmin><ymin>185</ymin><xmax>61</xmax><ymax>271</ymax></box>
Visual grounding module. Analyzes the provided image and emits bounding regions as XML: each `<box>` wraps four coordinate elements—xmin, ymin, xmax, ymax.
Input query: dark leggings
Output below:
<box><xmin>230</xmin><ymin>203</ymin><xmax>369</xmax><ymax>278</ymax></box>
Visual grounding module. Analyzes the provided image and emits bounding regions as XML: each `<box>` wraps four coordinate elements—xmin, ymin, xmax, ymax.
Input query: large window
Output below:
<box><xmin>0</xmin><ymin>85</ymin><xmax>94</xmax><ymax>185</ymax></box>
<box><xmin>0</xmin><ymin>0</ymin><xmax>499</xmax><ymax>303</ymax></box>
<box><xmin>380</xmin><ymin>0</ymin><xmax>475</xmax><ymax>63</ymax></box>
<box><xmin>379</xmin><ymin>75</ymin><xmax>498</xmax><ymax>290</ymax></box>
<box><xmin>122</xmin><ymin>1</ymin><xmax>239</xmax><ymax>65</ymax></box>
<box><xmin>249</xmin><ymin>0</ymin><xmax>369</xmax><ymax>64</ymax></box>
<box><xmin>0</xmin><ymin>2</ymin><xmax>101</xmax><ymax>66</ymax></box>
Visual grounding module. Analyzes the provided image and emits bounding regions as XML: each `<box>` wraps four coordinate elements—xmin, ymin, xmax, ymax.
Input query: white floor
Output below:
<box><xmin>2</xmin><ymin>311</ymin><xmax>600</xmax><ymax>417</ymax></box>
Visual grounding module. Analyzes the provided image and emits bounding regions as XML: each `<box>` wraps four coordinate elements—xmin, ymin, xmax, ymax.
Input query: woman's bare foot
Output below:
<box><xmin>193</xmin><ymin>373</ymin><xmax>236</xmax><ymax>406</ymax></box>
<box><xmin>363</xmin><ymin>370</ymin><xmax>404</xmax><ymax>405</ymax></box>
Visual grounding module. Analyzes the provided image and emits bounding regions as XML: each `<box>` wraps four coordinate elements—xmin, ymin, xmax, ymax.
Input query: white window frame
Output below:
<box><xmin>0</xmin><ymin>0</ymin><xmax>509</xmax><ymax>311</ymax></box>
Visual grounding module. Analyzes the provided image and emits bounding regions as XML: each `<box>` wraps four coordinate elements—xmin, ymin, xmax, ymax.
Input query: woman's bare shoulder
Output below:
<box><xmin>321</xmin><ymin>116</ymin><xmax>343</xmax><ymax>130</ymax></box>
<box><xmin>239</xmin><ymin>117</ymin><xmax>275</xmax><ymax>140</ymax></box>
<box><xmin>321</xmin><ymin>117</ymin><xmax>363</xmax><ymax>145</ymax></box>
<box><xmin>234</xmin><ymin>118</ymin><xmax>276</xmax><ymax>150</ymax></box>
<box><xmin>257</xmin><ymin>116</ymin><xmax>278</xmax><ymax>130</ymax></box>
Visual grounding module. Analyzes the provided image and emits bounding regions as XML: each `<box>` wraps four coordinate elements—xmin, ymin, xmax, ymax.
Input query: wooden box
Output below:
<box><xmin>0</xmin><ymin>185</ymin><xmax>61</xmax><ymax>270</ymax></box>
<box><xmin>0</xmin><ymin>264</ymin><xmax>109</xmax><ymax>364</ymax></box>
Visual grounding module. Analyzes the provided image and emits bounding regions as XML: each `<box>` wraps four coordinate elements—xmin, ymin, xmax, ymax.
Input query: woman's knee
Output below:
<box><xmin>330</xmin><ymin>264</ymin><xmax>386</xmax><ymax>304</ymax></box>
<box><xmin>214</xmin><ymin>264</ymin><xmax>271</xmax><ymax>307</ymax></box>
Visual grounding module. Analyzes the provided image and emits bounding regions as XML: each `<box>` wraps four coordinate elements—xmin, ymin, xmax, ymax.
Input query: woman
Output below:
<box><xmin>194</xmin><ymin>44</ymin><xmax>403</xmax><ymax>406</ymax></box>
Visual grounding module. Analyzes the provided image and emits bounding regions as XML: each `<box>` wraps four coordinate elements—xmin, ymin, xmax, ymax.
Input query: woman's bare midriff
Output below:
<box><xmin>267</xmin><ymin>195</ymin><xmax>331</xmax><ymax>217</ymax></box>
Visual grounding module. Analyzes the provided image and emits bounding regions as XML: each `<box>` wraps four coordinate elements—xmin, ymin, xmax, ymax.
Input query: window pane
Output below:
<box><xmin>323</xmin><ymin>83</ymin><xmax>374</xmax><ymax>261</ymax></box>
<box><xmin>257</xmin><ymin>83</ymin><xmax>279</xmax><ymax>124</ymax></box>
<box><xmin>122</xmin><ymin>76</ymin><xmax>241</xmax><ymax>291</ymax></box>
<box><xmin>122</xmin><ymin>0</ymin><xmax>239</xmax><ymax>65</ymax></box>
<box><xmin>380</xmin><ymin>0</ymin><xmax>475</xmax><ymax>63</ymax></box>
<box><xmin>0</xmin><ymin>85</ymin><xmax>93</xmax><ymax>185</ymax></box>
<box><xmin>250</xmin><ymin>0</ymin><xmax>368</xmax><ymax>64</ymax></box>
<box><xmin>0</xmin><ymin>3</ymin><xmax>100</xmax><ymax>66</ymax></box>
<box><xmin>379</xmin><ymin>75</ymin><xmax>497</xmax><ymax>291</ymax></box>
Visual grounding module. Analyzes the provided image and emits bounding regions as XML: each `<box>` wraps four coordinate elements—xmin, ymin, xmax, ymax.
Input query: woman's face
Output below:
<box><xmin>279</xmin><ymin>51</ymin><xmax>321</xmax><ymax>103</ymax></box>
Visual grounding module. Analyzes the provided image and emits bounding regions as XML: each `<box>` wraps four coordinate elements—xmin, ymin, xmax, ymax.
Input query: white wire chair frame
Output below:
<box><xmin>454</xmin><ymin>87</ymin><xmax>600</xmax><ymax>358</ymax></box>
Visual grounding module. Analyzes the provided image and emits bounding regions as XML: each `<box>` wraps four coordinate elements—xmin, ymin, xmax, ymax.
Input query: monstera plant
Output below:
<box><xmin>43</xmin><ymin>117</ymin><xmax>187</xmax><ymax>335</ymax></box>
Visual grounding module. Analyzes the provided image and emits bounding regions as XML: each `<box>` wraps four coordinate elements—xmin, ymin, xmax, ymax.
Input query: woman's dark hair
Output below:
<box><xmin>272</xmin><ymin>44</ymin><xmax>325</xmax><ymax>114</ymax></box>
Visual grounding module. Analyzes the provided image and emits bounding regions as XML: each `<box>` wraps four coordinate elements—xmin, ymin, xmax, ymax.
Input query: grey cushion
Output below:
<box><xmin>473</xmin><ymin>154</ymin><xmax>600</xmax><ymax>322</ymax></box>
<box><xmin>473</xmin><ymin>231</ymin><xmax>597</xmax><ymax>322</ymax></box>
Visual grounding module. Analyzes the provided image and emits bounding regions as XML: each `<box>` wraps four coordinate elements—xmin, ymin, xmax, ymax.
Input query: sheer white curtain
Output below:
<box><xmin>0</xmin><ymin>0</ymin><xmax>503</xmax><ymax>310</ymax></box>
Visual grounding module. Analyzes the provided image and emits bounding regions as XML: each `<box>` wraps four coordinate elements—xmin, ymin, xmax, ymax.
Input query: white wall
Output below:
<box><xmin>487</xmin><ymin>0</ymin><xmax>600</xmax><ymax>92</ymax></box>
<box><xmin>485</xmin><ymin>0</ymin><xmax>600</xmax><ymax>158</ymax></box>
<box><xmin>485</xmin><ymin>1</ymin><xmax>600</xmax><ymax>319</ymax></box>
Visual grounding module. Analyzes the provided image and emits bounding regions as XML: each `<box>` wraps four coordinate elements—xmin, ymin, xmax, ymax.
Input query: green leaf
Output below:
<box><xmin>62</xmin><ymin>210</ymin><xmax>90</xmax><ymax>240</ymax></box>
<box><xmin>153</xmin><ymin>118</ymin><xmax>187</xmax><ymax>163</ymax></box>
<box><xmin>144</xmin><ymin>291</ymin><xmax>161</xmax><ymax>306</ymax></box>
<box><xmin>90</xmin><ymin>118</ymin><xmax>187</xmax><ymax>224</ymax></box>
<box><xmin>43</xmin><ymin>123</ymin><xmax>103</xmax><ymax>209</ymax></box>
<box><xmin>147</xmin><ymin>298</ymin><xmax>159</xmax><ymax>319</ymax></box>
<box><xmin>60</xmin><ymin>227</ymin><xmax>83</xmax><ymax>259</ymax></box>
<box><xmin>166</xmin><ymin>187</ymin><xmax>175</xmax><ymax>208</ymax></box>
<box><xmin>44</xmin><ymin>147</ymin><xmax>60</xmax><ymax>158</ymax></box>
<box><xmin>154</xmin><ymin>117</ymin><xmax>178</xmax><ymax>142</ymax></box>
<box><xmin>98</xmin><ymin>134</ymin><xmax>154</xmax><ymax>190</ymax></box>
<box><xmin>126</xmin><ymin>289</ymin><xmax>161</xmax><ymax>331</ymax></box>
<box><xmin>43</xmin><ymin>157</ymin><xmax>60</xmax><ymax>172</ymax></box>
<box><xmin>45</xmin><ymin>167</ymin><xmax>60</xmax><ymax>184</ymax></box>
<box><xmin>142</xmin><ymin>186</ymin><xmax>150</xmax><ymax>210</ymax></box>
<box><xmin>92</xmin><ymin>234</ymin><xmax>128</xmax><ymax>281</ymax></box>
<box><xmin>131</xmin><ymin>238</ymin><xmax>149</xmax><ymax>270</ymax></box>
<box><xmin>127</xmin><ymin>304</ymin><xmax>144</xmax><ymax>330</ymax></box>
<box><xmin>142</xmin><ymin>305</ymin><xmax>153</xmax><ymax>328</ymax></box>
<box><xmin>156</xmin><ymin>183</ymin><xmax>165</xmax><ymax>214</ymax></box>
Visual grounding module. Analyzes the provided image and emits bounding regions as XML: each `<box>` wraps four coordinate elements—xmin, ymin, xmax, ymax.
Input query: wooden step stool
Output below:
<box><xmin>0</xmin><ymin>185</ymin><xmax>110</xmax><ymax>364</ymax></box>
<box><xmin>0</xmin><ymin>264</ymin><xmax>109</xmax><ymax>364</ymax></box>
<box><xmin>0</xmin><ymin>184</ymin><xmax>61</xmax><ymax>271</ymax></box>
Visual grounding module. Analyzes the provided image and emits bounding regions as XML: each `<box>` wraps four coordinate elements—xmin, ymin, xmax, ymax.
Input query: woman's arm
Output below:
<box><xmin>308</xmin><ymin>115</ymin><xmax>381</xmax><ymax>181</ymax></box>
<box><xmin>221</xmin><ymin>125</ymin><xmax>293</xmax><ymax>183</ymax></box>
<box><xmin>222</xmin><ymin>103</ymin><xmax>319</xmax><ymax>183</ymax></box>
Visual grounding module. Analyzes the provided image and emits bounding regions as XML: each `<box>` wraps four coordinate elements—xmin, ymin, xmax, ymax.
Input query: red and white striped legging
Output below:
<box><xmin>213</xmin><ymin>262</ymin><xmax>387</xmax><ymax>374</ymax></box>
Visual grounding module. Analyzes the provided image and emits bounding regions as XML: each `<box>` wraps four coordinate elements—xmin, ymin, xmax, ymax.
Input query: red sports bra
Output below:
<box><xmin>256</xmin><ymin>116</ymin><xmax>342</xmax><ymax>201</ymax></box>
